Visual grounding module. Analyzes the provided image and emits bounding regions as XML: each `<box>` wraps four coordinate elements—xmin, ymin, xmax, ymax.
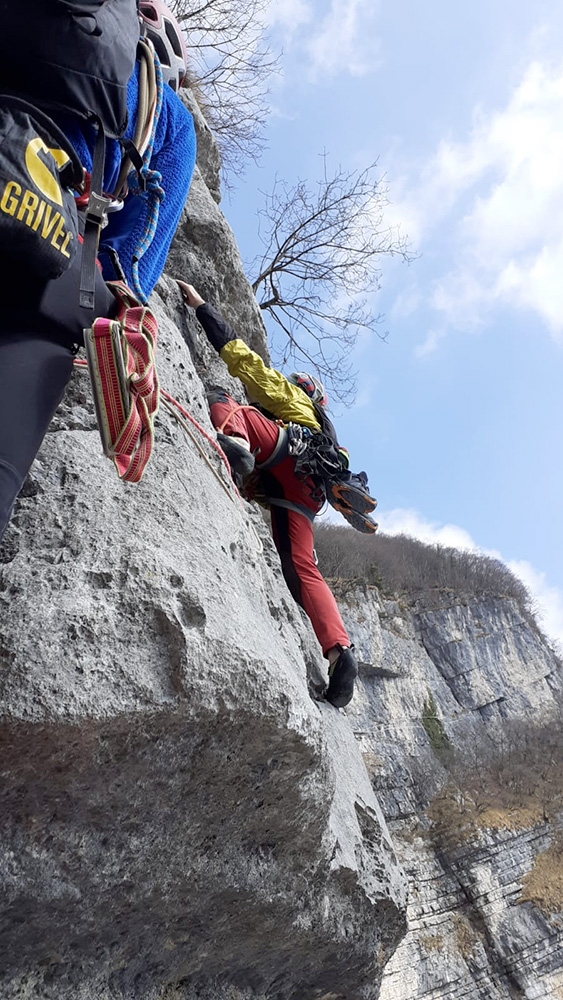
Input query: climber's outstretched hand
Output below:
<box><xmin>177</xmin><ymin>280</ymin><xmax>205</xmax><ymax>309</ymax></box>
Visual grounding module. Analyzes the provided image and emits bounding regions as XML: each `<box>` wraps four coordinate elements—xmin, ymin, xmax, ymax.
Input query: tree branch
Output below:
<box><xmin>249</xmin><ymin>157</ymin><xmax>416</xmax><ymax>402</ymax></box>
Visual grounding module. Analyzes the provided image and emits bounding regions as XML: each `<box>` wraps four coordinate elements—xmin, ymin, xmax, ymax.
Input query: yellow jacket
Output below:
<box><xmin>220</xmin><ymin>339</ymin><xmax>322</xmax><ymax>432</ymax></box>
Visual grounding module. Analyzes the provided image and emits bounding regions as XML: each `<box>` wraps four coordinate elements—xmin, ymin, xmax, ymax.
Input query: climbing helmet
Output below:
<box><xmin>139</xmin><ymin>0</ymin><xmax>188</xmax><ymax>91</ymax></box>
<box><xmin>288</xmin><ymin>371</ymin><xmax>328</xmax><ymax>408</ymax></box>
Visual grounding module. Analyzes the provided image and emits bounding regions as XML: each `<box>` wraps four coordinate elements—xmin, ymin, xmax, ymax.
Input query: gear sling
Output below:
<box><xmin>253</xmin><ymin>408</ymin><xmax>378</xmax><ymax>534</ymax></box>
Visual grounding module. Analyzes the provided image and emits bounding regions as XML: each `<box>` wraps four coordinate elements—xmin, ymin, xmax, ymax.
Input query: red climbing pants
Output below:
<box><xmin>210</xmin><ymin>394</ymin><xmax>350</xmax><ymax>657</ymax></box>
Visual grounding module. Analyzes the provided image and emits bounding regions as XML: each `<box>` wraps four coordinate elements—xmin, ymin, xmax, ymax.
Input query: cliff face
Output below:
<box><xmin>0</xmin><ymin>96</ymin><xmax>407</xmax><ymax>1000</ymax></box>
<box><xmin>2</xmin><ymin>92</ymin><xmax>562</xmax><ymax>1000</ymax></box>
<box><xmin>336</xmin><ymin>583</ymin><xmax>563</xmax><ymax>999</ymax></box>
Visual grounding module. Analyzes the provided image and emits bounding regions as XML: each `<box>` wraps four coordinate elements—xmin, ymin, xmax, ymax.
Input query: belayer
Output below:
<box><xmin>179</xmin><ymin>282</ymin><xmax>378</xmax><ymax>709</ymax></box>
<box><xmin>0</xmin><ymin>0</ymin><xmax>196</xmax><ymax>540</ymax></box>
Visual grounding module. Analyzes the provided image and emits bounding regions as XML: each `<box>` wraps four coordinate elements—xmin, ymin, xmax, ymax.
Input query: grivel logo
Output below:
<box><xmin>0</xmin><ymin>138</ymin><xmax>74</xmax><ymax>259</ymax></box>
<box><xmin>25</xmin><ymin>137</ymin><xmax>70</xmax><ymax>206</ymax></box>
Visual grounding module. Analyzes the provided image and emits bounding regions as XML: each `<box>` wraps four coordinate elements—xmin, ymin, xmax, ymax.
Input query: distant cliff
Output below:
<box><xmin>320</xmin><ymin>539</ymin><xmax>563</xmax><ymax>1000</ymax></box>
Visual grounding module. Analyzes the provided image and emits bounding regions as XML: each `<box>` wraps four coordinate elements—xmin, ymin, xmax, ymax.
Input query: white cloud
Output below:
<box><xmin>493</xmin><ymin>238</ymin><xmax>563</xmax><ymax>333</ymax></box>
<box><xmin>379</xmin><ymin>508</ymin><xmax>482</xmax><ymax>552</ymax></box>
<box><xmin>305</xmin><ymin>0</ymin><xmax>382</xmax><ymax>79</ymax></box>
<box><xmin>389</xmin><ymin>284</ymin><xmax>422</xmax><ymax>321</ymax></box>
<box><xmin>264</xmin><ymin>0</ymin><xmax>383</xmax><ymax>89</ymax></box>
<box><xmin>397</xmin><ymin>61</ymin><xmax>563</xmax><ymax>340</ymax></box>
<box><xmin>266</xmin><ymin>0</ymin><xmax>313</xmax><ymax>34</ymax></box>
<box><xmin>378</xmin><ymin>507</ymin><xmax>563</xmax><ymax>647</ymax></box>
<box><xmin>507</xmin><ymin>559</ymin><xmax>563</xmax><ymax>650</ymax></box>
<box><xmin>414</xmin><ymin>328</ymin><xmax>447</xmax><ymax>358</ymax></box>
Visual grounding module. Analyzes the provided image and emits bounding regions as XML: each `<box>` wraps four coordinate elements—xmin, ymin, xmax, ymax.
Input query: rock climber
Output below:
<box><xmin>0</xmin><ymin>0</ymin><xmax>196</xmax><ymax>540</ymax></box>
<box><xmin>178</xmin><ymin>281</ymin><xmax>369</xmax><ymax>709</ymax></box>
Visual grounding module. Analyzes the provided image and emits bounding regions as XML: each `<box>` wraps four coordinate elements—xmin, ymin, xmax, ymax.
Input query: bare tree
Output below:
<box><xmin>171</xmin><ymin>0</ymin><xmax>278</xmax><ymax>176</ymax></box>
<box><xmin>250</xmin><ymin>157</ymin><xmax>414</xmax><ymax>403</ymax></box>
<box><xmin>314</xmin><ymin>524</ymin><xmax>539</xmax><ymax>623</ymax></box>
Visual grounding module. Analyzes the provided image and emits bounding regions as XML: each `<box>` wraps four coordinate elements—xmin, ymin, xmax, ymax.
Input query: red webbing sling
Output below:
<box><xmin>83</xmin><ymin>280</ymin><xmax>159</xmax><ymax>482</ymax></box>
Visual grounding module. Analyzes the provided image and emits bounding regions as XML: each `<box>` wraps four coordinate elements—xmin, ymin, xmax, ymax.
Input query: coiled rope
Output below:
<box><xmin>128</xmin><ymin>52</ymin><xmax>166</xmax><ymax>304</ymax></box>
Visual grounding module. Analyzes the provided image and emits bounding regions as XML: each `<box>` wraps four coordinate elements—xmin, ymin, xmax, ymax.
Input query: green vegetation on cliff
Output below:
<box><xmin>314</xmin><ymin>524</ymin><xmax>534</xmax><ymax>618</ymax></box>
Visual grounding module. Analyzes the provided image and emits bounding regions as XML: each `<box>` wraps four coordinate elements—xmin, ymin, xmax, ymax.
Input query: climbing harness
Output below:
<box><xmin>257</xmin><ymin>418</ymin><xmax>378</xmax><ymax>532</ymax></box>
<box><xmin>212</xmin><ymin>401</ymin><xmax>376</xmax><ymax>528</ymax></box>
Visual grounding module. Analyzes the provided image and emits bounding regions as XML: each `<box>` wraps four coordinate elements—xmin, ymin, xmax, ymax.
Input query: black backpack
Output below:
<box><xmin>0</xmin><ymin>0</ymin><xmax>141</xmax><ymax>302</ymax></box>
<box><xmin>0</xmin><ymin>0</ymin><xmax>140</xmax><ymax>138</ymax></box>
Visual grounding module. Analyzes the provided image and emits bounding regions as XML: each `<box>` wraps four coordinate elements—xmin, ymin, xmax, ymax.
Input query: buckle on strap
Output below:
<box><xmin>85</xmin><ymin>190</ymin><xmax>112</xmax><ymax>227</ymax></box>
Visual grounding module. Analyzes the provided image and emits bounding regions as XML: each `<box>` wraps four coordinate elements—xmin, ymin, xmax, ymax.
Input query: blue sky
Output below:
<box><xmin>219</xmin><ymin>0</ymin><xmax>563</xmax><ymax>644</ymax></box>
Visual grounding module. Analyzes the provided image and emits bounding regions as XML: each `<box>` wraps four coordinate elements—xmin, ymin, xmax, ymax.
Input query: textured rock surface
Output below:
<box><xmin>167</xmin><ymin>162</ymin><xmax>267</xmax><ymax>358</ymax></box>
<box><xmin>181</xmin><ymin>89</ymin><xmax>222</xmax><ymax>205</ymax></box>
<box><xmin>334</xmin><ymin>582</ymin><xmax>563</xmax><ymax>999</ymax></box>
<box><xmin>0</xmin><ymin>135</ymin><xmax>407</xmax><ymax>997</ymax></box>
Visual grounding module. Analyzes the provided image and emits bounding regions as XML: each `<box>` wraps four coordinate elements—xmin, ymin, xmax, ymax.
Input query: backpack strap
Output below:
<box><xmin>80</xmin><ymin>122</ymin><xmax>111</xmax><ymax>309</ymax></box>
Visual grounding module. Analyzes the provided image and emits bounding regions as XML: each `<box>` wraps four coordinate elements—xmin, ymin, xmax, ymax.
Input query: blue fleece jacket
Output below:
<box><xmin>55</xmin><ymin>63</ymin><xmax>196</xmax><ymax>299</ymax></box>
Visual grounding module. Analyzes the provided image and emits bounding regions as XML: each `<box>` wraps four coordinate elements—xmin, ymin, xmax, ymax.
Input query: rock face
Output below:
<box><xmin>336</xmin><ymin>582</ymin><xmax>563</xmax><ymax>999</ymax></box>
<box><xmin>0</xmin><ymin>120</ymin><xmax>407</xmax><ymax>997</ymax></box>
<box><xmin>2</xmin><ymin>87</ymin><xmax>562</xmax><ymax>1000</ymax></box>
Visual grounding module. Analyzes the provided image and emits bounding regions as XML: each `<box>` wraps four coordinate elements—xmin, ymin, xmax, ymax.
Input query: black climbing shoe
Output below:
<box><xmin>329</xmin><ymin>472</ymin><xmax>377</xmax><ymax>514</ymax></box>
<box><xmin>217</xmin><ymin>433</ymin><xmax>255</xmax><ymax>487</ymax></box>
<box><xmin>339</xmin><ymin>508</ymin><xmax>378</xmax><ymax>534</ymax></box>
<box><xmin>326</xmin><ymin>647</ymin><xmax>358</xmax><ymax>708</ymax></box>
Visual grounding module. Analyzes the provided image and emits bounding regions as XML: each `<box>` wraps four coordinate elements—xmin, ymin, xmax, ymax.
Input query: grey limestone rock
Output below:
<box><xmin>4</xmin><ymin>77</ymin><xmax>562</xmax><ymax>1000</ymax></box>
<box><xmin>166</xmin><ymin>169</ymin><xmax>268</xmax><ymax>359</ymax></box>
<box><xmin>181</xmin><ymin>89</ymin><xmax>222</xmax><ymax>206</ymax></box>
<box><xmin>333</xmin><ymin>584</ymin><xmax>563</xmax><ymax>999</ymax></box>
<box><xmin>0</xmin><ymin>286</ymin><xmax>407</xmax><ymax>999</ymax></box>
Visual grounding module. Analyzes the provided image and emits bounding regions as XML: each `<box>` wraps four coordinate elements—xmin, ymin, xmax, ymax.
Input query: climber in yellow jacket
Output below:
<box><xmin>178</xmin><ymin>281</ymin><xmax>366</xmax><ymax>708</ymax></box>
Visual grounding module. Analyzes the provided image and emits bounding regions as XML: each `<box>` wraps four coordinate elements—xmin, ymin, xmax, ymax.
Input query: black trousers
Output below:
<box><xmin>0</xmin><ymin>256</ymin><xmax>115</xmax><ymax>540</ymax></box>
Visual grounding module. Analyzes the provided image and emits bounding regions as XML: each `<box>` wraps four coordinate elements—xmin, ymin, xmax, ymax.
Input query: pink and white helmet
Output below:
<box><xmin>139</xmin><ymin>0</ymin><xmax>188</xmax><ymax>92</ymax></box>
<box><xmin>288</xmin><ymin>371</ymin><xmax>328</xmax><ymax>408</ymax></box>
